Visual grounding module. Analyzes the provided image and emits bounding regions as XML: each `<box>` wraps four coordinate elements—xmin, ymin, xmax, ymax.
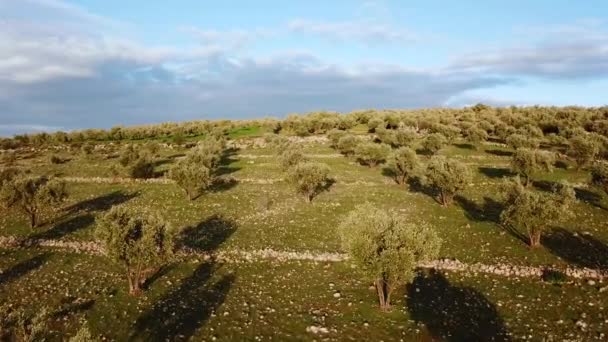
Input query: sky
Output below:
<box><xmin>1</xmin><ymin>0</ymin><xmax>608</xmax><ymax>136</ymax></box>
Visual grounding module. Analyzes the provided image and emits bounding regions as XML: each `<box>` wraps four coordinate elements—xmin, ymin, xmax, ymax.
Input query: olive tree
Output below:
<box><xmin>286</xmin><ymin>162</ymin><xmax>331</xmax><ymax>202</ymax></box>
<box><xmin>510</xmin><ymin>148</ymin><xmax>555</xmax><ymax>186</ymax></box>
<box><xmin>568</xmin><ymin>135</ymin><xmax>600</xmax><ymax>169</ymax></box>
<box><xmin>327</xmin><ymin>129</ymin><xmax>347</xmax><ymax>148</ymax></box>
<box><xmin>425</xmin><ymin>156</ymin><xmax>472</xmax><ymax>206</ymax></box>
<box><xmin>394</xmin><ymin>127</ymin><xmax>418</xmax><ymax>148</ymax></box>
<box><xmin>336</xmin><ymin>135</ymin><xmax>360</xmax><ymax>156</ymax></box>
<box><xmin>168</xmin><ymin>158</ymin><xmax>212</xmax><ymax>200</ymax></box>
<box><xmin>386</xmin><ymin>147</ymin><xmax>419</xmax><ymax>186</ymax></box>
<box><xmin>463</xmin><ymin>126</ymin><xmax>488</xmax><ymax>148</ymax></box>
<box><xmin>339</xmin><ymin>203</ymin><xmax>441</xmax><ymax>310</ymax></box>
<box><xmin>0</xmin><ymin>174</ymin><xmax>67</xmax><ymax>228</ymax></box>
<box><xmin>97</xmin><ymin>205</ymin><xmax>174</xmax><ymax>296</ymax></box>
<box><xmin>422</xmin><ymin>133</ymin><xmax>447</xmax><ymax>156</ymax></box>
<box><xmin>500</xmin><ymin>178</ymin><xmax>575</xmax><ymax>248</ymax></box>
<box><xmin>355</xmin><ymin>142</ymin><xmax>391</xmax><ymax>167</ymax></box>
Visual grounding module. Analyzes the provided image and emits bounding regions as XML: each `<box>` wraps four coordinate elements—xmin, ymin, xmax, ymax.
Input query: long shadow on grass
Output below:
<box><xmin>65</xmin><ymin>191</ymin><xmax>139</xmax><ymax>215</ymax></box>
<box><xmin>485</xmin><ymin>149</ymin><xmax>513</xmax><ymax>157</ymax></box>
<box><xmin>406</xmin><ymin>177</ymin><xmax>439</xmax><ymax>203</ymax></box>
<box><xmin>131</xmin><ymin>263</ymin><xmax>235</xmax><ymax>341</ymax></box>
<box><xmin>407</xmin><ymin>270</ymin><xmax>511</xmax><ymax>342</ymax></box>
<box><xmin>543</xmin><ymin>228</ymin><xmax>608</xmax><ymax>271</ymax></box>
<box><xmin>132</xmin><ymin>216</ymin><xmax>237</xmax><ymax>340</ymax></box>
<box><xmin>178</xmin><ymin>215</ymin><xmax>237</xmax><ymax>252</ymax></box>
<box><xmin>478</xmin><ymin>167</ymin><xmax>514</xmax><ymax>179</ymax></box>
<box><xmin>215</xmin><ymin>148</ymin><xmax>241</xmax><ymax>176</ymax></box>
<box><xmin>455</xmin><ymin>195</ymin><xmax>503</xmax><ymax>223</ymax></box>
<box><xmin>30</xmin><ymin>214</ymin><xmax>95</xmax><ymax>240</ymax></box>
<box><xmin>0</xmin><ymin>254</ymin><xmax>48</xmax><ymax>286</ymax></box>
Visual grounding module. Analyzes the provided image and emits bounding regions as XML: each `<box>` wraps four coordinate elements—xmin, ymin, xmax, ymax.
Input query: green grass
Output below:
<box><xmin>227</xmin><ymin>126</ymin><xmax>265</xmax><ymax>139</ymax></box>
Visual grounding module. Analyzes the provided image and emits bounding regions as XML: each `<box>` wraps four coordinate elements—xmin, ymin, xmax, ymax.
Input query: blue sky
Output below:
<box><xmin>1</xmin><ymin>0</ymin><xmax>607</xmax><ymax>136</ymax></box>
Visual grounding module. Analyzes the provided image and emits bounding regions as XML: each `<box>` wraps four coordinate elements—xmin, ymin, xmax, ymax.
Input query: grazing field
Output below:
<box><xmin>1</xmin><ymin>108</ymin><xmax>608</xmax><ymax>340</ymax></box>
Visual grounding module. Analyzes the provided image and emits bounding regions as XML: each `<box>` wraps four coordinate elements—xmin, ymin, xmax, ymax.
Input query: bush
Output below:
<box><xmin>280</xmin><ymin>147</ymin><xmax>307</xmax><ymax>171</ymax></box>
<box><xmin>568</xmin><ymin>135</ymin><xmax>600</xmax><ymax>169</ymax></box>
<box><xmin>336</xmin><ymin>135</ymin><xmax>360</xmax><ymax>156</ymax></box>
<box><xmin>286</xmin><ymin>162</ymin><xmax>331</xmax><ymax>202</ymax></box>
<box><xmin>510</xmin><ymin>148</ymin><xmax>554</xmax><ymax>186</ymax></box>
<box><xmin>327</xmin><ymin>129</ymin><xmax>347</xmax><ymax>148</ymax></box>
<box><xmin>81</xmin><ymin>142</ymin><xmax>95</xmax><ymax>155</ymax></box>
<box><xmin>50</xmin><ymin>154</ymin><xmax>63</xmax><ymax>164</ymax></box>
<box><xmin>145</xmin><ymin>141</ymin><xmax>161</xmax><ymax>156</ymax></box>
<box><xmin>374</xmin><ymin>127</ymin><xmax>396</xmax><ymax>146</ymax></box>
<box><xmin>367</xmin><ymin>117</ymin><xmax>385</xmax><ymax>133</ymax></box>
<box><xmin>506</xmin><ymin>134</ymin><xmax>539</xmax><ymax>150</ymax></box>
<box><xmin>339</xmin><ymin>203</ymin><xmax>441</xmax><ymax>310</ymax></box>
<box><xmin>422</xmin><ymin>133</ymin><xmax>447</xmax><ymax>155</ymax></box>
<box><xmin>355</xmin><ymin>142</ymin><xmax>391</xmax><ymax>167</ymax></box>
<box><xmin>97</xmin><ymin>205</ymin><xmax>174</xmax><ymax>296</ymax></box>
<box><xmin>500</xmin><ymin>178</ymin><xmax>575</xmax><ymax>247</ymax></box>
<box><xmin>190</xmin><ymin>138</ymin><xmax>225</xmax><ymax>170</ymax></box>
<box><xmin>118</xmin><ymin>144</ymin><xmax>140</xmax><ymax>167</ymax></box>
<box><xmin>425</xmin><ymin>156</ymin><xmax>472</xmax><ymax>206</ymax></box>
<box><xmin>0</xmin><ymin>174</ymin><xmax>67</xmax><ymax>227</ymax></box>
<box><xmin>128</xmin><ymin>155</ymin><xmax>155</xmax><ymax>179</ymax></box>
<box><xmin>386</xmin><ymin>147</ymin><xmax>419</xmax><ymax>185</ymax></box>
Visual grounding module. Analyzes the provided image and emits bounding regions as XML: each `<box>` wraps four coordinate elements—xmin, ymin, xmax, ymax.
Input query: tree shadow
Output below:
<box><xmin>531</xmin><ymin>180</ymin><xmax>557</xmax><ymax>193</ymax></box>
<box><xmin>30</xmin><ymin>214</ymin><xmax>95</xmax><ymax>240</ymax></box>
<box><xmin>453</xmin><ymin>143</ymin><xmax>474</xmax><ymax>150</ymax></box>
<box><xmin>52</xmin><ymin>297</ymin><xmax>96</xmax><ymax>318</ymax></box>
<box><xmin>215</xmin><ymin>148</ymin><xmax>241</xmax><ymax>176</ymax></box>
<box><xmin>131</xmin><ymin>263</ymin><xmax>235</xmax><ymax>341</ymax></box>
<box><xmin>143</xmin><ymin>263</ymin><xmax>176</xmax><ymax>290</ymax></box>
<box><xmin>554</xmin><ymin>160</ymin><xmax>569</xmax><ymax>169</ymax></box>
<box><xmin>478</xmin><ymin>167</ymin><xmax>514</xmax><ymax>179</ymax></box>
<box><xmin>132</xmin><ymin>213</ymin><xmax>238</xmax><ymax>340</ymax></box>
<box><xmin>407</xmin><ymin>270</ymin><xmax>511</xmax><ymax>342</ymax></box>
<box><xmin>574</xmin><ymin>188</ymin><xmax>607</xmax><ymax>211</ymax></box>
<box><xmin>65</xmin><ymin>191</ymin><xmax>139</xmax><ymax>215</ymax></box>
<box><xmin>178</xmin><ymin>215</ymin><xmax>237</xmax><ymax>252</ymax></box>
<box><xmin>455</xmin><ymin>195</ymin><xmax>503</xmax><ymax>223</ymax></box>
<box><xmin>0</xmin><ymin>254</ymin><xmax>49</xmax><ymax>285</ymax></box>
<box><xmin>407</xmin><ymin>177</ymin><xmax>439</xmax><ymax>203</ymax></box>
<box><xmin>209</xmin><ymin>177</ymin><xmax>239</xmax><ymax>193</ymax></box>
<box><xmin>485</xmin><ymin>149</ymin><xmax>513</xmax><ymax>157</ymax></box>
<box><xmin>543</xmin><ymin>228</ymin><xmax>608</xmax><ymax>271</ymax></box>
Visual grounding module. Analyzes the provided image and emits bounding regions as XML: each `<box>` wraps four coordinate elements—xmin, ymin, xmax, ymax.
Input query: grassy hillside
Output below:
<box><xmin>1</xmin><ymin>115</ymin><xmax>608</xmax><ymax>340</ymax></box>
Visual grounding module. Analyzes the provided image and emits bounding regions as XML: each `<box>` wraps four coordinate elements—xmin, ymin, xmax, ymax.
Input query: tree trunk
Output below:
<box><xmin>128</xmin><ymin>272</ymin><xmax>142</xmax><ymax>296</ymax></box>
<box><xmin>439</xmin><ymin>191</ymin><xmax>451</xmax><ymax>207</ymax></box>
<box><xmin>375</xmin><ymin>279</ymin><xmax>386</xmax><ymax>309</ymax></box>
<box><xmin>30</xmin><ymin>212</ymin><xmax>37</xmax><ymax>228</ymax></box>
<box><xmin>528</xmin><ymin>229</ymin><xmax>542</xmax><ymax>248</ymax></box>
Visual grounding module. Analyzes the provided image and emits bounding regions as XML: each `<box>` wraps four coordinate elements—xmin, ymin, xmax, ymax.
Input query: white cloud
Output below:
<box><xmin>451</xmin><ymin>21</ymin><xmax>608</xmax><ymax>80</ymax></box>
<box><xmin>287</xmin><ymin>19</ymin><xmax>420</xmax><ymax>44</ymax></box>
